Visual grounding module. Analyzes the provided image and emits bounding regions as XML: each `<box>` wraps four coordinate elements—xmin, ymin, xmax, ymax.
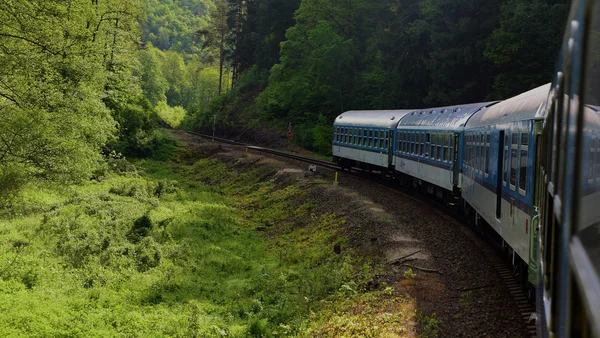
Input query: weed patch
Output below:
<box><xmin>0</xmin><ymin>150</ymin><xmax>391</xmax><ymax>336</ymax></box>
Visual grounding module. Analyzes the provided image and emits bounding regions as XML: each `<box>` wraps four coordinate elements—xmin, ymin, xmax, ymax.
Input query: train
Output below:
<box><xmin>332</xmin><ymin>0</ymin><xmax>600</xmax><ymax>336</ymax></box>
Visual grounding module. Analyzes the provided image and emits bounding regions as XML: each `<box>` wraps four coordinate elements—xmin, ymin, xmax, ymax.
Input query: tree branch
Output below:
<box><xmin>0</xmin><ymin>32</ymin><xmax>57</xmax><ymax>55</ymax></box>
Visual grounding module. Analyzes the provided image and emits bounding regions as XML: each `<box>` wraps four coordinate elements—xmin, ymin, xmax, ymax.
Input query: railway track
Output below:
<box><xmin>184</xmin><ymin>130</ymin><xmax>536</xmax><ymax>337</ymax></box>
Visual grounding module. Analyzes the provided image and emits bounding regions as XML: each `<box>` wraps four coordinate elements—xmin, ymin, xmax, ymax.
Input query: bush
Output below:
<box><xmin>156</xmin><ymin>101</ymin><xmax>187</xmax><ymax>128</ymax></box>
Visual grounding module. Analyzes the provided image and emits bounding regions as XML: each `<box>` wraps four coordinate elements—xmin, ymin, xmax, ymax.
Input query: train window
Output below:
<box><xmin>485</xmin><ymin>131</ymin><xmax>491</xmax><ymax>177</ymax></box>
<box><xmin>400</xmin><ymin>132</ymin><xmax>404</xmax><ymax>152</ymax></box>
<box><xmin>437</xmin><ymin>134</ymin><xmax>442</xmax><ymax>161</ymax></box>
<box><xmin>475</xmin><ymin>134</ymin><xmax>479</xmax><ymax>173</ymax></box>
<box><xmin>589</xmin><ymin>136</ymin><xmax>595</xmax><ymax>183</ymax></box>
<box><xmin>472</xmin><ymin>134</ymin><xmax>476</xmax><ymax>169</ymax></box>
<box><xmin>425</xmin><ymin>133</ymin><xmax>430</xmax><ymax>157</ymax></box>
<box><xmin>379</xmin><ymin>130</ymin><xmax>384</xmax><ymax>149</ymax></box>
<box><xmin>361</xmin><ymin>129</ymin><xmax>365</xmax><ymax>146</ymax></box>
<box><xmin>400</xmin><ymin>131</ymin><xmax>404</xmax><ymax>152</ymax></box>
<box><xmin>474</xmin><ymin>134</ymin><xmax>479</xmax><ymax>173</ymax></box>
<box><xmin>443</xmin><ymin>134</ymin><xmax>449</xmax><ymax>162</ymax></box>
<box><xmin>352</xmin><ymin>128</ymin><xmax>356</xmax><ymax>145</ymax></box>
<box><xmin>510</xmin><ymin>131</ymin><xmax>518</xmax><ymax>189</ymax></box>
<box><xmin>412</xmin><ymin>133</ymin><xmax>416</xmax><ymax>154</ymax></box>
<box><xmin>480</xmin><ymin>133</ymin><xmax>485</xmax><ymax>173</ymax></box>
<box><xmin>420</xmin><ymin>133</ymin><xmax>424</xmax><ymax>156</ymax></box>
<box><xmin>358</xmin><ymin>129</ymin><xmax>363</xmax><ymax>146</ymax></box>
<box><xmin>432</xmin><ymin>134</ymin><xmax>437</xmax><ymax>159</ymax></box>
<box><xmin>471</xmin><ymin>134</ymin><xmax>476</xmax><ymax>170</ymax></box>
<box><xmin>344</xmin><ymin>128</ymin><xmax>348</xmax><ymax>143</ymax></box>
<box><xmin>519</xmin><ymin>132</ymin><xmax>528</xmax><ymax>195</ymax></box>
<box><xmin>385</xmin><ymin>131</ymin><xmax>389</xmax><ymax>149</ymax></box>
<box><xmin>503</xmin><ymin>133</ymin><xmax>508</xmax><ymax>185</ymax></box>
<box><xmin>465</xmin><ymin>135</ymin><xmax>468</xmax><ymax>167</ymax></box>
<box><xmin>363</xmin><ymin>129</ymin><xmax>368</xmax><ymax>147</ymax></box>
<box><xmin>371</xmin><ymin>129</ymin><xmax>375</xmax><ymax>147</ymax></box>
<box><xmin>449</xmin><ymin>134</ymin><xmax>454</xmax><ymax>164</ymax></box>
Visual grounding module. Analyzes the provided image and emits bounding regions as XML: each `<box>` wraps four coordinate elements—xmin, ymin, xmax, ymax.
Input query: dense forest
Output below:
<box><xmin>190</xmin><ymin>0</ymin><xmax>569</xmax><ymax>154</ymax></box>
<box><xmin>0</xmin><ymin>0</ymin><xmax>569</xmax><ymax>197</ymax></box>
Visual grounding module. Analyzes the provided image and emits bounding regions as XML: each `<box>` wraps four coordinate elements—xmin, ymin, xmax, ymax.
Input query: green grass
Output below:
<box><xmin>0</xmin><ymin>153</ymin><xmax>363</xmax><ymax>337</ymax></box>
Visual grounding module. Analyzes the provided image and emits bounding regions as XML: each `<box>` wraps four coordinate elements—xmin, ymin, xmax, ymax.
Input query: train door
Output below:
<box><xmin>452</xmin><ymin>132</ymin><xmax>460</xmax><ymax>185</ymax></box>
<box><xmin>387</xmin><ymin>130</ymin><xmax>394</xmax><ymax>170</ymax></box>
<box><xmin>528</xmin><ymin>130</ymin><xmax>542</xmax><ymax>286</ymax></box>
<box><xmin>496</xmin><ymin>130</ymin><xmax>505</xmax><ymax>219</ymax></box>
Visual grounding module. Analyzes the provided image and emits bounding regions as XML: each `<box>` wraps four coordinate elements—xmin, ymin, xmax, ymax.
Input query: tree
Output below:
<box><xmin>0</xmin><ymin>0</ymin><xmax>143</xmax><ymax>199</ymax></box>
<box><xmin>201</xmin><ymin>0</ymin><xmax>229</xmax><ymax>95</ymax></box>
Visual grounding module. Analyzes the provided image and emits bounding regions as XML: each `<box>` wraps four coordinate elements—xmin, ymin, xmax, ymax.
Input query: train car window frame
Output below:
<box><xmin>480</xmin><ymin>133</ymin><xmax>485</xmax><ymax>174</ymax></box>
<box><xmin>399</xmin><ymin>131</ymin><xmax>403</xmax><ymax>153</ymax></box>
<box><xmin>419</xmin><ymin>132</ymin><xmax>424</xmax><ymax>156</ymax></box>
<box><xmin>413</xmin><ymin>132</ymin><xmax>417</xmax><ymax>154</ymax></box>
<box><xmin>476</xmin><ymin>133</ymin><xmax>481</xmax><ymax>174</ymax></box>
<box><xmin>464</xmin><ymin>135</ymin><xmax>468</xmax><ymax>168</ymax></box>
<box><xmin>359</xmin><ymin>128</ymin><xmax>363</xmax><ymax>146</ymax></box>
<box><xmin>485</xmin><ymin>132</ymin><xmax>491</xmax><ymax>177</ymax></box>
<box><xmin>401</xmin><ymin>131</ymin><xmax>405</xmax><ymax>153</ymax></box>
<box><xmin>589</xmin><ymin>135</ymin><xmax>595</xmax><ymax>184</ymax></box>
<box><xmin>503</xmin><ymin>132</ymin><xmax>509</xmax><ymax>186</ymax></box>
<box><xmin>432</xmin><ymin>134</ymin><xmax>437</xmax><ymax>159</ymax></box>
<box><xmin>470</xmin><ymin>134</ymin><xmax>474</xmax><ymax>168</ymax></box>
<box><xmin>449</xmin><ymin>134</ymin><xmax>454</xmax><ymax>165</ymax></box>
<box><xmin>518</xmin><ymin>130</ymin><xmax>528</xmax><ymax>196</ymax></box>
<box><xmin>425</xmin><ymin>133</ymin><xmax>430</xmax><ymax>158</ymax></box>
<box><xmin>385</xmin><ymin>130</ymin><xmax>389</xmax><ymax>149</ymax></box>
<box><xmin>481</xmin><ymin>133</ymin><xmax>485</xmax><ymax>174</ymax></box>
<box><xmin>510</xmin><ymin>130</ymin><xmax>518</xmax><ymax>190</ymax></box>
<box><xmin>437</xmin><ymin>133</ymin><xmax>443</xmax><ymax>161</ymax></box>
<box><xmin>443</xmin><ymin>134</ymin><xmax>449</xmax><ymax>162</ymax></box>
<box><xmin>473</xmin><ymin>134</ymin><xmax>477</xmax><ymax>173</ymax></box>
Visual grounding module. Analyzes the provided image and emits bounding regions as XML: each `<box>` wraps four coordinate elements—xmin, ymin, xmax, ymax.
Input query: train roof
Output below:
<box><xmin>397</xmin><ymin>102</ymin><xmax>497</xmax><ymax>129</ymax></box>
<box><xmin>334</xmin><ymin>110</ymin><xmax>412</xmax><ymax>129</ymax></box>
<box><xmin>465</xmin><ymin>83</ymin><xmax>551</xmax><ymax>128</ymax></box>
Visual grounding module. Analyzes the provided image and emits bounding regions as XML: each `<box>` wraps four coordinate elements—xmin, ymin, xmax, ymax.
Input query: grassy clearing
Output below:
<box><xmin>0</xmin><ymin>148</ymin><xmax>414</xmax><ymax>337</ymax></box>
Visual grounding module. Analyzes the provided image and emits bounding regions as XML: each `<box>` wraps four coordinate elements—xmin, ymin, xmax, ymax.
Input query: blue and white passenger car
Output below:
<box><xmin>394</xmin><ymin>103</ymin><xmax>495</xmax><ymax>201</ymax></box>
<box><xmin>332</xmin><ymin>110</ymin><xmax>411</xmax><ymax>172</ymax></box>
<box><xmin>462</xmin><ymin>83</ymin><xmax>550</xmax><ymax>284</ymax></box>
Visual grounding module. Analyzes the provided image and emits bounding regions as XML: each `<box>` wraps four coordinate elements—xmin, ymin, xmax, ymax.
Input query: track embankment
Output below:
<box><xmin>173</xmin><ymin>129</ymin><xmax>530</xmax><ymax>337</ymax></box>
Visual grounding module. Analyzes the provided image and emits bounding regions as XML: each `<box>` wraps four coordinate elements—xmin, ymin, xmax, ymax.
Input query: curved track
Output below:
<box><xmin>184</xmin><ymin>130</ymin><xmax>536</xmax><ymax>337</ymax></box>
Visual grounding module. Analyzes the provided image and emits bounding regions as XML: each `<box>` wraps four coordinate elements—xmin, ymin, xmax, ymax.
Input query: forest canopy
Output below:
<box><xmin>0</xmin><ymin>0</ymin><xmax>570</xmax><ymax>196</ymax></box>
<box><xmin>193</xmin><ymin>0</ymin><xmax>569</xmax><ymax>154</ymax></box>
